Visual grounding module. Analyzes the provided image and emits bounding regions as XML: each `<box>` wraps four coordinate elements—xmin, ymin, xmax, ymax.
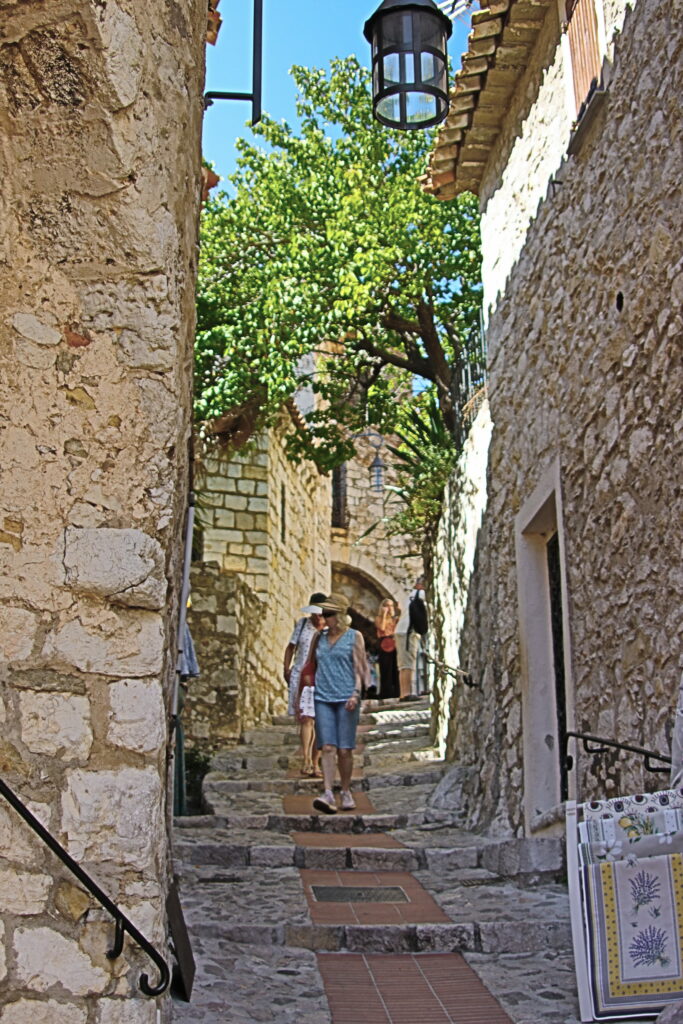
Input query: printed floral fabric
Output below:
<box><xmin>582</xmin><ymin>788</ymin><xmax>683</xmax><ymax>823</ymax></box>
<box><xmin>579</xmin><ymin>807</ymin><xmax>683</xmax><ymax>866</ymax></box>
<box><xmin>584</xmin><ymin>851</ymin><xmax>683</xmax><ymax>1015</ymax></box>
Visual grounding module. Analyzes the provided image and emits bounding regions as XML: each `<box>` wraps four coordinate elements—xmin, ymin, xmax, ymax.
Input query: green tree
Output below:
<box><xmin>196</xmin><ymin>56</ymin><xmax>481</xmax><ymax>471</ymax></box>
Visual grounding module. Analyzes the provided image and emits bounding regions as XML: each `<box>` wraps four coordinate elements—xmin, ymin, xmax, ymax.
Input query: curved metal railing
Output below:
<box><xmin>564</xmin><ymin>730</ymin><xmax>671</xmax><ymax>775</ymax></box>
<box><xmin>423</xmin><ymin>652</ymin><xmax>479</xmax><ymax>688</ymax></box>
<box><xmin>0</xmin><ymin>775</ymin><xmax>170</xmax><ymax>996</ymax></box>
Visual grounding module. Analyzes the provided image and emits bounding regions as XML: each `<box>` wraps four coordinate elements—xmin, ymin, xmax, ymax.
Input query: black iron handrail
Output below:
<box><xmin>0</xmin><ymin>776</ymin><xmax>170</xmax><ymax>996</ymax></box>
<box><xmin>565</xmin><ymin>731</ymin><xmax>671</xmax><ymax>774</ymax></box>
<box><xmin>423</xmin><ymin>653</ymin><xmax>478</xmax><ymax>688</ymax></box>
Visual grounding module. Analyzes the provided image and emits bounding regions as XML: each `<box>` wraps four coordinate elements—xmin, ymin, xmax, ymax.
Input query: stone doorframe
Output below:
<box><xmin>515</xmin><ymin>458</ymin><xmax>577</xmax><ymax>834</ymax></box>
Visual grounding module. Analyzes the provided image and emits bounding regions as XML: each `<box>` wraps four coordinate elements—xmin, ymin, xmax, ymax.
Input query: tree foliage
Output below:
<box><xmin>196</xmin><ymin>56</ymin><xmax>482</xmax><ymax>471</ymax></box>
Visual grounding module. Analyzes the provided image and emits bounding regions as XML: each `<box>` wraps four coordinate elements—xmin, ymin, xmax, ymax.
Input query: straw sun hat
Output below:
<box><xmin>316</xmin><ymin>593</ymin><xmax>350</xmax><ymax>615</ymax></box>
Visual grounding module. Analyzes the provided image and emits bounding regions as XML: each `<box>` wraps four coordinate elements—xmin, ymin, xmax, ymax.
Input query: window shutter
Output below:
<box><xmin>565</xmin><ymin>0</ymin><xmax>602</xmax><ymax>115</ymax></box>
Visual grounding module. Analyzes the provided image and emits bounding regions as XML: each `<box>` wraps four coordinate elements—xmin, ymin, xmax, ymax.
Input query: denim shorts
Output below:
<box><xmin>314</xmin><ymin>699</ymin><xmax>360</xmax><ymax>749</ymax></box>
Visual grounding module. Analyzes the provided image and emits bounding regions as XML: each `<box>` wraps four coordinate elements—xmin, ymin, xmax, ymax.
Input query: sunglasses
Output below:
<box><xmin>321</xmin><ymin>610</ymin><xmax>338</xmax><ymax>618</ymax></box>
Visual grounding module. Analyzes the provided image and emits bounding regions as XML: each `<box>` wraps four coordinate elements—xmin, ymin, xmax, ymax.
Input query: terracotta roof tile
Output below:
<box><xmin>422</xmin><ymin>0</ymin><xmax>554</xmax><ymax>199</ymax></box>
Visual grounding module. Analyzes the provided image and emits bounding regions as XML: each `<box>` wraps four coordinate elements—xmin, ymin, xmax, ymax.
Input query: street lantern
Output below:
<box><xmin>369</xmin><ymin>451</ymin><xmax>387</xmax><ymax>493</ymax></box>
<box><xmin>364</xmin><ymin>0</ymin><xmax>453</xmax><ymax>131</ymax></box>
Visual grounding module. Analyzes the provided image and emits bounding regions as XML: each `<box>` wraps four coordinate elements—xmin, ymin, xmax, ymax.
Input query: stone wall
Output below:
<box><xmin>433</xmin><ymin>0</ymin><xmax>682</xmax><ymax>835</ymax></box>
<box><xmin>331</xmin><ymin>434</ymin><xmax>424</xmax><ymax>620</ymax></box>
<box><xmin>0</xmin><ymin>1</ymin><xmax>205</xmax><ymax>1018</ymax></box>
<box><xmin>185</xmin><ymin>421</ymin><xmax>423</xmax><ymax>750</ymax></box>
<box><xmin>185</xmin><ymin>416</ymin><xmax>331</xmax><ymax>749</ymax></box>
<box><xmin>184</xmin><ymin>565</ymin><xmax>270</xmax><ymax>753</ymax></box>
<box><xmin>428</xmin><ymin>403</ymin><xmax>493</xmax><ymax>762</ymax></box>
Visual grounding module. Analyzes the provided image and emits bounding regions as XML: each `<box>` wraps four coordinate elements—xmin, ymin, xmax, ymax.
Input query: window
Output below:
<box><xmin>565</xmin><ymin>0</ymin><xmax>602</xmax><ymax>115</ymax></box>
<box><xmin>331</xmin><ymin>464</ymin><xmax>349</xmax><ymax>529</ymax></box>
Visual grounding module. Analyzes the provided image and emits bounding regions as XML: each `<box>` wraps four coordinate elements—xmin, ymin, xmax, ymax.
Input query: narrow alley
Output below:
<box><xmin>172</xmin><ymin>699</ymin><xmax>582</xmax><ymax>1023</ymax></box>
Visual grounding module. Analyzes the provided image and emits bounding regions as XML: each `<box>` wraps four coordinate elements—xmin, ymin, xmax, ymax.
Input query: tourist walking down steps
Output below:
<box><xmin>395</xmin><ymin>575</ymin><xmax>428</xmax><ymax>702</ymax></box>
<box><xmin>283</xmin><ymin>592</ymin><xmax>326</xmax><ymax>777</ymax></box>
<box><xmin>304</xmin><ymin>592</ymin><xmax>367</xmax><ymax>815</ymax></box>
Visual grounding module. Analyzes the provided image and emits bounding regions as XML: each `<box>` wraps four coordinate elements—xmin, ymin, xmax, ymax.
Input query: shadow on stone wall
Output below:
<box><xmin>184</xmin><ymin>563</ymin><xmax>272</xmax><ymax>759</ymax></box>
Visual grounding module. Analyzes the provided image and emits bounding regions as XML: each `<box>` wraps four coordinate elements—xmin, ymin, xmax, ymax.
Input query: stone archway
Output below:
<box><xmin>332</xmin><ymin>561</ymin><xmax>394</xmax><ymax>622</ymax></box>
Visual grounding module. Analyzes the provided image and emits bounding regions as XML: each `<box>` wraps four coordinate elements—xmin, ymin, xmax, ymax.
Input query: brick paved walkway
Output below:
<box><xmin>171</xmin><ymin>700</ymin><xmax>595</xmax><ymax>1023</ymax></box>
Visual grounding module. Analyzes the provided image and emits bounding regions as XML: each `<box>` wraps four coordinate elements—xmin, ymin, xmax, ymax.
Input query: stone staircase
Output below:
<box><xmin>171</xmin><ymin>701</ymin><xmax>583</xmax><ymax>1023</ymax></box>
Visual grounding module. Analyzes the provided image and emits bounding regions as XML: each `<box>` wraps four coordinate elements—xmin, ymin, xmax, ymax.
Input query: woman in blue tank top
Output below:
<box><xmin>308</xmin><ymin>592</ymin><xmax>366</xmax><ymax>815</ymax></box>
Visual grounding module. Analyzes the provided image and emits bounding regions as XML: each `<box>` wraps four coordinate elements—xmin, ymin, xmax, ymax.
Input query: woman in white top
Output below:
<box><xmin>283</xmin><ymin>592</ymin><xmax>326</xmax><ymax>776</ymax></box>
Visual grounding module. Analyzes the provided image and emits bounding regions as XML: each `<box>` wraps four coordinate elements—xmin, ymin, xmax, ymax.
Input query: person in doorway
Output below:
<box><xmin>395</xmin><ymin>576</ymin><xmax>427</xmax><ymax>703</ymax></box>
<box><xmin>374</xmin><ymin>597</ymin><xmax>400</xmax><ymax>700</ymax></box>
<box><xmin>306</xmin><ymin>593</ymin><xmax>367</xmax><ymax>814</ymax></box>
<box><xmin>283</xmin><ymin>593</ymin><xmax>326</xmax><ymax>776</ymax></box>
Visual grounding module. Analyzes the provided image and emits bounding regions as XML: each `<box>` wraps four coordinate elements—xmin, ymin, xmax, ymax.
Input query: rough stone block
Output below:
<box><xmin>63</xmin><ymin>527</ymin><xmax>166</xmax><ymax>610</ymax></box>
<box><xmin>224</xmin><ymin>495</ymin><xmax>248</xmax><ymax>510</ymax></box>
<box><xmin>0</xmin><ymin>869</ymin><xmax>52</xmax><ymax>915</ymax></box>
<box><xmin>19</xmin><ymin>692</ymin><xmax>92</xmax><ymax>760</ymax></box>
<box><xmin>222</xmin><ymin>555</ymin><xmax>247</xmax><ymax>572</ymax></box>
<box><xmin>345</xmin><ymin>925</ymin><xmax>414</xmax><ymax>953</ymax></box>
<box><xmin>174</xmin><ymin>841</ymin><xmax>249</xmax><ymax>867</ymax></box>
<box><xmin>42</xmin><ymin>611</ymin><xmax>165</xmax><ymax>677</ymax></box>
<box><xmin>107</xmin><ymin>678</ymin><xmax>165</xmax><ymax>753</ymax></box>
<box><xmin>0</xmin><ymin>919</ymin><xmax>5</xmax><ymax>982</ymax></box>
<box><xmin>220</xmin><ymin>924</ymin><xmax>285</xmax><ymax>945</ymax></box>
<box><xmin>350</xmin><ymin>848</ymin><xmax>420</xmax><ymax>871</ymax></box>
<box><xmin>415</xmin><ymin>923</ymin><xmax>476</xmax><ymax>952</ymax></box>
<box><xmin>14</xmin><ymin>926</ymin><xmax>108</xmax><ymax>994</ymax></box>
<box><xmin>424</xmin><ymin>846</ymin><xmax>479</xmax><ymax>871</ymax></box>
<box><xmin>478</xmin><ymin>919</ymin><xmax>572</xmax><ymax>954</ymax></box>
<box><xmin>298</xmin><ymin>847</ymin><xmax>348</xmax><ymax>870</ymax></box>
<box><xmin>12</xmin><ymin>313</ymin><xmax>61</xmax><ymax>346</ymax></box>
<box><xmin>0</xmin><ymin>606</ymin><xmax>38</xmax><ymax>661</ymax></box>
<box><xmin>0</xmin><ymin>805</ymin><xmax>42</xmax><ymax>868</ymax></box>
<box><xmin>284</xmin><ymin>924</ymin><xmax>343</xmax><ymax>951</ymax></box>
<box><xmin>1</xmin><ymin>1000</ymin><xmax>87</xmax><ymax>1024</ymax></box>
<box><xmin>61</xmin><ymin>767</ymin><xmax>162</xmax><ymax>869</ymax></box>
<box><xmin>479</xmin><ymin>838</ymin><xmax>563</xmax><ymax>878</ymax></box>
<box><xmin>216</xmin><ymin>615</ymin><xmax>238</xmax><ymax>635</ymax></box>
<box><xmin>249</xmin><ymin>845</ymin><xmax>295</xmax><ymax>867</ymax></box>
<box><xmin>212</xmin><ymin>509</ymin><xmax>235</xmax><ymax>529</ymax></box>
<box><xmin>97</xmin><ymin>999</ymin><xmax>157</xmax><ymax>1024</ymax></box>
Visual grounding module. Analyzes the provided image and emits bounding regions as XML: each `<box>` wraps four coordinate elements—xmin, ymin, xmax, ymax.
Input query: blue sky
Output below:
<box><xmin>202</xmin><ymin>1</ymin><xmax>472</xmax><ymax>182</ymax></box>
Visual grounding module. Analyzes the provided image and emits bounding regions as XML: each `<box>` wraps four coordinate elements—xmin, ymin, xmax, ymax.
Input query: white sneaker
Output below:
<box><xmin>340</xmin><ymin>790</ymin><xmax>356</xmax><ymax>811</ymax></box>
<box><xmin>313</xmin><ymin>791</ymin><xmax>337</xmax><ymax>815</ymax></box>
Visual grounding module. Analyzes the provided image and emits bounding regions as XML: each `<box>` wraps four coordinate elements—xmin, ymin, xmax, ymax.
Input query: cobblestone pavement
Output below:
<box><xmin>171</xmin><ymin>700</ymin><xmax>620</xmax><ymax>1023</ymax></box>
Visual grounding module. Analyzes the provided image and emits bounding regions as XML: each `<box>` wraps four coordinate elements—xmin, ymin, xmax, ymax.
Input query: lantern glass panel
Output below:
<box><xmin>383</xmin><ymin>52</ymin><xmax>400</xmax><ymax>85</ymax></box>
<box><xmin>377</xmin><ymin>93</ymin><xmax>402</xmax><ymax>125</ymax></box>
<box><xmin>416</xmin><ymin>13</ymin><xmax>446</xmax><ymax>52</ymax></box>
<box><xmin>382</xmin><ymin>11</ymin><xmax>413</xmax><ymax>48</ymax></box>
<box><xmin>420</xmin><ymin>52</ymin><xmax>446</xmax><ymax>89</ymax></box>
<box><xmin>405</xmin><ymin>90</ymin><xmax>439</xmax><ymax>124</ymax></box>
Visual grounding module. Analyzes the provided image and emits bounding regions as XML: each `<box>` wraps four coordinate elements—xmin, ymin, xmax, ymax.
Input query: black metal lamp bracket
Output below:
<box><xmin>204</xmin><ymin>0</ymin><xmax>263</xmax><ymax>126</ymax></box>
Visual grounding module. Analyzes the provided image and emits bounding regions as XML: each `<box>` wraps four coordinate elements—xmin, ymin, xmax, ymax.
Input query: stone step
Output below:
<box><xmin>201</xmin><ymin>780</ymin><xmax>438</xmax><ymax>822</ymax></box>
<box><xmin>242</xmin><ymin>721</ymin><xmax>432</xmax><ymax>747</ymax></box>
<box><xmin>174</xmin><ymin>826</ymin><xmax>563</xmax><ymax>880</ymax></box>
<box><xmin>174</xmin><ymin>833</ymin><xmax>482</xmax><ymax>873</ymax></box>
<box><xmin>189</xmin><ymin>764</ymin><xmax>447</xmax><ymax>801</ymax></box>
<box><xmin>175</xmin><ymin>866</ymin><xmax>572</xmax><ymax>956</ymax></box>
<box><xmin>208</xmin><ymin>744</ymin><xmax>439</xmax><ymax>778</ymax></box>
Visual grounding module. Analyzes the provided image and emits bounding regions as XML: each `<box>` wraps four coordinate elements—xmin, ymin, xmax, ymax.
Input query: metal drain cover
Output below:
<box><xmin>312</xmin><ymin>885</ymin><xmax>408</xmax><ymax>903</ymax></box>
